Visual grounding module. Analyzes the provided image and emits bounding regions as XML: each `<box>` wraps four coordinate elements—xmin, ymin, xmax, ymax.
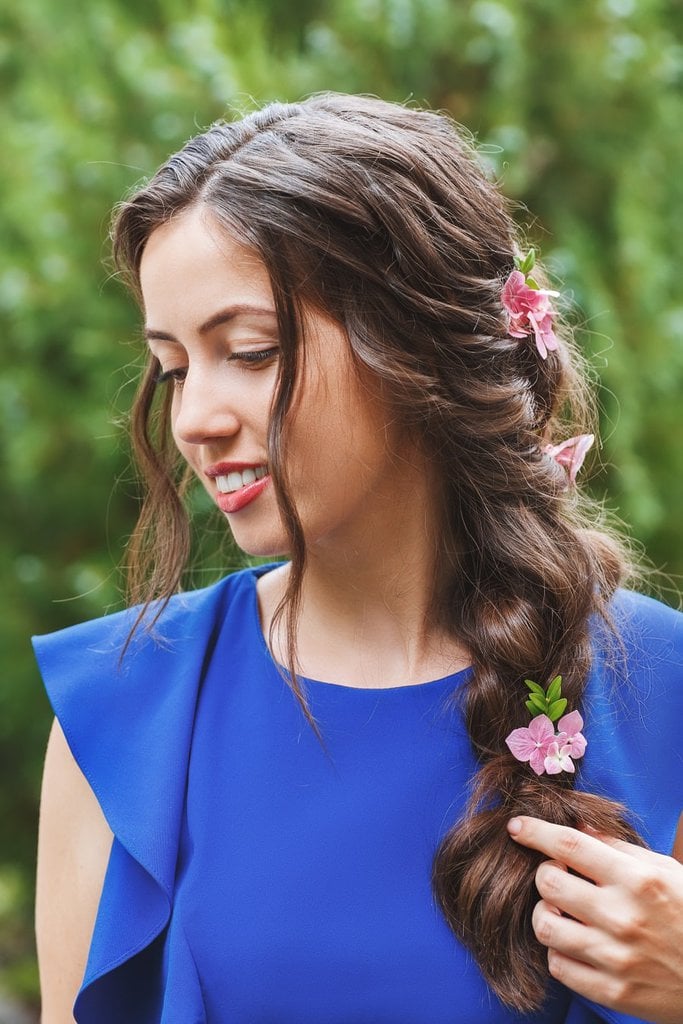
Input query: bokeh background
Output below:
<box><xmin>2</xmin><ymin>0</ymin><xmax>682</xmax><ymax>1016</ymax></box>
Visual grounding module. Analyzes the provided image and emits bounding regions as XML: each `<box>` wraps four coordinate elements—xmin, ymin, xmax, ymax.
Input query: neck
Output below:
<box><xmin>259</xmin><ymin>477</ymin><xmax>469</xmax><ymax>688</ymax></box>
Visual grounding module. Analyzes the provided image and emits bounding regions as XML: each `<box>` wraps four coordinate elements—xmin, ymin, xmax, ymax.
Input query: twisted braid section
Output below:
<box><xmin>434</xmin><ymin>770</ymin><xmax>641</xmax><ymax>1012</ymax></box>
<box><xmin>432</xmin><ymin>393</ymin><xmax>641</xmax><ymax>1013</ymax></box>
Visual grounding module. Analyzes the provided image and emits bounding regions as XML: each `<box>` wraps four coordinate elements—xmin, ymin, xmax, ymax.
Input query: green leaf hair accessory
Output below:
<box><xmin>505</xmin><ymin>675</ymin><xmax>587</xmax><ymax>776</ymax></box>
<box><xmin>515</xmin><ymin>248</ymin><xmax>538</xmax><ymax>284</ymax></box>
<box><xmin>523</xmin><ymin>675</ymin><xmax>567</xmax><ymax>721</ymax></box>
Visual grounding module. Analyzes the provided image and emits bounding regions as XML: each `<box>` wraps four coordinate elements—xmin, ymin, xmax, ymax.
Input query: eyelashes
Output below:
<box><xmin>153</xmin><ymin>347</ymin><xmax>279</xmax><ymax>387</ymax></box>
<box><xmin>228</xmin><ymin>347</ymin><xmax>279</xmax><ymax>365</ymax></box>
<box><xmin>154</xmin><ymin>367</ymin><xmax>186</xmax><ymax>387</ymax></box>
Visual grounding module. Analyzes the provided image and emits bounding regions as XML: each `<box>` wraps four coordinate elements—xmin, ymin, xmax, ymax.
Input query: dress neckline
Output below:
<box><xmin>246</xmin><ymin>563</ymin><xmax>473</xmax><ymax>696</ymax></box>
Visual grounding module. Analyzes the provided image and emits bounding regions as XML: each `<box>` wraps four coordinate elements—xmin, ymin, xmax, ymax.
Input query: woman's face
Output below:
<box><xmin>139</xmin><ymin>206</ymin><xmax>420</xmax><ymax>559</ymax></box>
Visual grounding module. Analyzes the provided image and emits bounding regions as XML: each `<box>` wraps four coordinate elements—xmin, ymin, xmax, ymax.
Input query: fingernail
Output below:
<box><xmin>507</xmin><ymin>817</ymin><xmax>523</xmax><ymax>836</ymax></box>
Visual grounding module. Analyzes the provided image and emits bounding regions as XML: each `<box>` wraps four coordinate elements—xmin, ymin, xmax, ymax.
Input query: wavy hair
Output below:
<box><xmin>111</xmin><ymin>93</ymin><xmax>642</xmax><ymax>1012</ymax></box>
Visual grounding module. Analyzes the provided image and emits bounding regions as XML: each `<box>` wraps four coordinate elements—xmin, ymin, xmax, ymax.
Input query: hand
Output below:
<box><xmin>507</xmin><ymin>816</ymin><xmax>683</xmax><ymax>1024</ymax></box>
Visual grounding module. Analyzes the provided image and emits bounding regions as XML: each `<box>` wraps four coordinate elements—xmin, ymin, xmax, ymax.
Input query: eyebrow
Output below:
<box><xmin>144</xmin><ymin>304</ymin><xmax>277</xmax><ymax>343</ymax></box>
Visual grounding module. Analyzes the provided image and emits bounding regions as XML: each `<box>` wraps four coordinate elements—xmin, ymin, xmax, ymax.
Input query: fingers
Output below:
<box><xmin>533</xmin><ymin>861</ymin><xmax>640</xmax><ymax>953</ymax></box>
<box><xmin>507</xmin><ymin>816</ymin><xmax>638</xmax><ymax>884</ymax></box>
<box><xmin>589</xmin><ymin>831</ymin><xmax>677</xmax><ymax>869</ymax></box>
<box><xmin>510</xmin><ymin>816</ymin><xmax>683</xmax><ymax>1022</ymax></box>
<box><xmin>531</xmin><ymin>899</ymin><xmax>617</xmax><ymax>973</ymax></box>
<box><xmin>532</xmin><ymin>899</ymin><xmax>587</xmax><ymax>958</ymax></box>
<box><xmin>542</xmin><ymin>948</ymin><xmax>626</xmax><ymax>1010</ymax></box>
<box><xmin>536</xmin><ymin>918</ymin><xmax>672</xmax><ymax>1019</ymax></box>
<box><xmin>509</xmin><ymin>815</ymin><xmax>681</xmax><ymax>875</ymax></box>
<box><xmin>535</xmin><ymin>861</ymin><xmax>598</xmax><ymax>927</ymax></box>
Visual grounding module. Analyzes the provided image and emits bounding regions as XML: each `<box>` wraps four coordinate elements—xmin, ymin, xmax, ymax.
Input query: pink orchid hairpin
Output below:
<box><xmin>505</xmin><ymin>675</ymin><xmax>587</xmax><ymax>776</ymax></box>
<box><xmin>501</xmin><ymin>249</ymin><xmax>560</xmax><ymax>359</ymax></box>
<box><xmin>543</xmin><ymin>433</ymin><xmax>594</xmax><ymax>486</ymax></box>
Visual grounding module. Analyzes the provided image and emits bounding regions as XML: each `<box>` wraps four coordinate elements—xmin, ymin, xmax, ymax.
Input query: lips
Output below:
<box><xmin>205</xmin><ymin>462</ymin><xmax>270</xmax><ymax>514</ymax></box>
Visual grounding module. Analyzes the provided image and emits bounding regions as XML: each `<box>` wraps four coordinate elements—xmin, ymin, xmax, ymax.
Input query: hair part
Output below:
<box><xmin>111</xmin><ymin>93</ymin><xmax>641</xmax><ymax>1011</ymax></box>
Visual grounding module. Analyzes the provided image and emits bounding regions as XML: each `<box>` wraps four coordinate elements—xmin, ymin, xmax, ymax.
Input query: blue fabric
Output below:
<box><xmin>32</xmin><ymin>566</ymin><xmax>682</xmax><ymax>1024</ymax></box>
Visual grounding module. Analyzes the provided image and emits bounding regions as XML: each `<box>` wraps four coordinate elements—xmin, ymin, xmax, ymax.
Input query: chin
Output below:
<box><xmin>226</xmin><ymin>524</ymin><xmax>290</xmax><ymax>560</ymax></box>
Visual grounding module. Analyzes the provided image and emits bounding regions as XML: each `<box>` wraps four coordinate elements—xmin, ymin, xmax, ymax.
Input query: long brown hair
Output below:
<box><xmin>111</xmin><ymin>94</ymin><xmax>642</xmax><ymax>1012</ymax></box>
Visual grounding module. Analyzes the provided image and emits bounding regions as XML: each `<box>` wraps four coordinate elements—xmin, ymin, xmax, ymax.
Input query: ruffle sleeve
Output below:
<box><xmin>32</xmin><ymin>574</ymin><xmax>237</xmax><ymax>1024</ymax></box>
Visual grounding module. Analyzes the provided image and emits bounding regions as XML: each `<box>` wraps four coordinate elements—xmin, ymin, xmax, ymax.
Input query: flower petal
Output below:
<box><xmin>544</xmin><ymin>436</ymin><xmax>594</xmax><ymax>484</ymax></box>
<box><xmin>544</xmin><ymin>741</ymin><xmax>576</xmax><ymax>774</ymax></box>
<box><xmin>527</xmin><ymin>312</ymin><xmax>550</xmax><ymax>359</ymax></box>
<box><xmin>566</xmin><ymin>733</ymin><xmax>587</xmax><ymax>758</ymax></box>
<box><xmin>543</xmin><ymin>742</ymin><xmax>558</xmax><ymax>771</ymax></box>
<box><xmin>558</xmin><ymin>710</ymin><xmax>584</xmax><ymax>735</ymax></box>
<box><xmin>501</xmin><ymin>271</ymin><xmax>527</xmax><ymax>313</ymax></box>
<box><xmin>529</xmin><ymin>747</ymin><xmax>547</xmax><ymax>775</ymax></box>
<box><xmin>558</xmin><ymin>745</ymin><xmax>576</xmax><ymax>772</ymax></box>
<box><xmin>528</xmin><ymin>715</ymin><xmax>555</xmax><ymax>744</ymax></box>
<box><xmin>505</xmin><ymin>727</ymin><xmax>536</xmax><ymax>760</ymax></box>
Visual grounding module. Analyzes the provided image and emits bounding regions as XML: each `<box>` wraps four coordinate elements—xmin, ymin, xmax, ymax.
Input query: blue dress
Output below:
<box><xmin>32</xmin><ymin>564</ymin><xmax>683</xmax><ymax>1024</ymax></box>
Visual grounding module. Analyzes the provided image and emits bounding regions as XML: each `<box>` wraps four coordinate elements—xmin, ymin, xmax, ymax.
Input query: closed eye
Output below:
<box><xmin>229</xmin><ymin>347</ymin><xmax>279</xmax><ymax>366</ymax></box>
<box><xmin>154</xmin><ymin>367</ymin><xmax>187</xmax><ymax>387</ymax></box>
<box><xmin>153</xmin><ymin>347</ymin><xmax>278</xmax><ymax>387</ymax></box>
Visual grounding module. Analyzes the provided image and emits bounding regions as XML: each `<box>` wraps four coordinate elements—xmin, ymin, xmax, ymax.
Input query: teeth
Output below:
<box><xmin>215</xmin><ymin>466</ymin><xmax>268</xmax><ymax>493</ymax></box>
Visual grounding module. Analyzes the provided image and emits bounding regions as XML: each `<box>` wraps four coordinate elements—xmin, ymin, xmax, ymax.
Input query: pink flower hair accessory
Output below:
<box><xmin>543</xmin><ymin>433</ymin><xmax>595</xmax><ymax>486</ymax></box>
<box><xmin>501</xmin><ymin>249</ymin><xmax>560</xmax><ymax>360</ymax></box>
<box><xmin>505</xmin><ymin>675</ymin><xmax>587</xmax><ymax>777</ymax></box>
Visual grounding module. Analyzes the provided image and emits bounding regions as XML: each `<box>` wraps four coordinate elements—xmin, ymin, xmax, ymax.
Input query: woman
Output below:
<box><xmin>34</xmin><ymin>94</ymin><xmax>683</xmax><ymax>1024</ymax></box>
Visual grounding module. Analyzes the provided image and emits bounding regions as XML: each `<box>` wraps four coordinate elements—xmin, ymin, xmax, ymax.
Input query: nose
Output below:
<box><xmin>172</xmin><ymin>369</ymin><xmax>240</xmax><ymax>446</ymax></box>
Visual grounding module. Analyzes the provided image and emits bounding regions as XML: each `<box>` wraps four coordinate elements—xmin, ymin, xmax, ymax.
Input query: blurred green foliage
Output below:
<box><xmin>2</xmin><ymin>0</ymin><xmax>682</xmax><ymax>1008</ymax></box>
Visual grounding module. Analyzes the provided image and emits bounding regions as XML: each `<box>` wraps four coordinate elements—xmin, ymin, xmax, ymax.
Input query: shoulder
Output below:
<box><xmin>584</xmin><ymin>588</ymin><xmax>683</xmax><ymax>731</ymax></box>
<box><xmin>31</xmin><ymin>563</ymin><xmax>273</xmax><ymax>871</ymax></box>
<box><xmin>31</xmin><ymin>560</ymin><xmax>273</xmax><ymax>773</ymax></box>
<box><xmin>588</xmin><ymin>586</ymin><xmax>683</xmax><ymax>716</ymax></box>
<box><xmin>32</xmin><ymin>564</ymin><xmax>268</xmax><ymax>683</ymax></box>
<box><xmin>580</xmin><ymin>589</ymin><xmax>683</xmax><ymax>855</ymax></box>
<box><xmin>610</xmin><ymin>586</ymin><xmax>683</xmax><ymax>652</ymax></box>
<box><xmin>32</xmin><ymin>564</ymin><xmax>277</xmax><ymax>1017</ymax></box>
<box><xmin>596</xmin><ymin>587</ymin><xmax>683</xmax><ymax>697</ymax></box>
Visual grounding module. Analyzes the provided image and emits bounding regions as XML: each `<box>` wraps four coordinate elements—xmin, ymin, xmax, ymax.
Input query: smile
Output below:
<box><xmin>216</xmin><ymin>466</ymin><xmax>268</xmax><ymax>494</ymax></box>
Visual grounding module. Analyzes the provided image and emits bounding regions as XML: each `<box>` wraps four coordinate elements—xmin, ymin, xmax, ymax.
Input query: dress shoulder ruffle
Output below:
<box><xmin>32</xmin><ymin>571</ymin><xmax>249</xmax><ymax>1023</ymax></box>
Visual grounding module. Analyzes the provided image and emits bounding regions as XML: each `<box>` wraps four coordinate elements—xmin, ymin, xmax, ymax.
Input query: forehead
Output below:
<box><xmin>139</xmin><ymin>207</ymin><xmax>274</xmax><ymax>326</ymax></box>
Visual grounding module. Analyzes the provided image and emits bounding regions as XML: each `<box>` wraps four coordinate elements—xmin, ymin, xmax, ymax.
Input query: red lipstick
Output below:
<box><xmin>216</xmin><ymin>476</ymin><xmax>270</xmax><ymax>514</ymax></box>
<box><xmin>205</xmin><ymin>461</ymin><xmax>271</xmax><ymax>514</ymax></box>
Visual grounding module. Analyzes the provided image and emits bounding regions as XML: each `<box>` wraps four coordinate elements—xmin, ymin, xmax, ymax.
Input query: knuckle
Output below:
<box><xmin>611</xmin><ymin>918</ymin><xmax>635</xmax><ymax>944</ymax></box>
<box><xmin>547</xmin><ymin>949</ymin><xmax>566</xmax><ymax>982</ymax></box>
<box><xmin>604</xmin><ymin>944</ymin><xmax>637</xmax><ymax>976</ymax></box>
<box><xmin>555</xmin><ymin>829</ymin><xmax>584</xmax><ymax>860</ymax></box>
<box><xmin>532</xmin><ymin>903</ymin><xmax>555</xmax><ymax>946</ymax></box>
<box><xmin>610</xmin><ymin>909</ymin><xmax>646</xmax><ymax>943</ymax></box>
<box><xmin>632</xmin><ymin>867</ymin><xmax>667</xmax><ymax>902</ymax></box>
<box><xmin>535</xmin><ymin>863</ymin><xmax>565</xmax><ymax>901</ymax></box>
<box><xmin>602</xmin><ymin>976</ymin><xmax>635</xmax><ymax>1009</ymax></box>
